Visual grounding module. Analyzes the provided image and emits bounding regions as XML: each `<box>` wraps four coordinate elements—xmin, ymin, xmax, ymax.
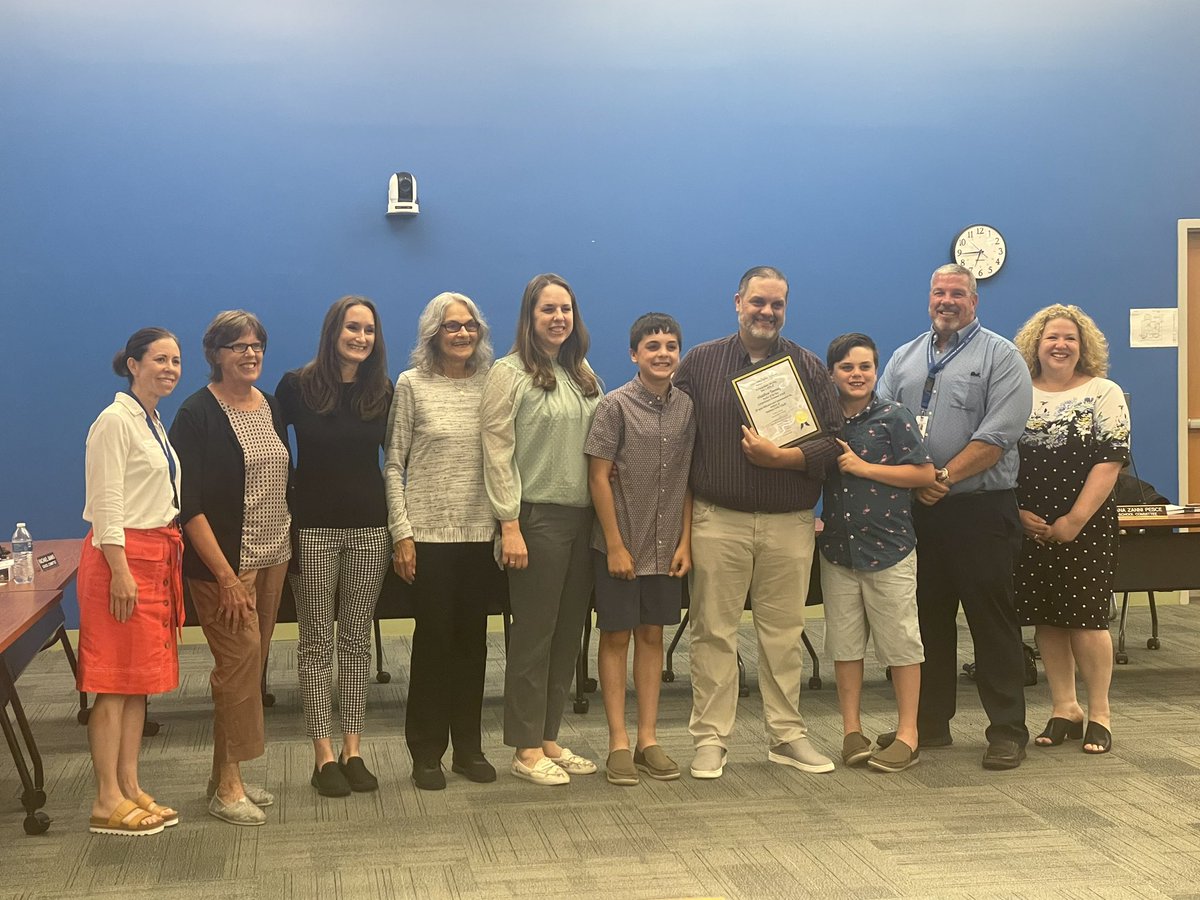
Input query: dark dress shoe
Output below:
<box><xmin>312</xmin><ymin>761</ymin><xmax>352</xmax><ymax>797</ymax></box>
<box><xmin>451</xmin><ymin>754</ymin><xmax>497</xmax><ymax>783</ymax></box>
<box><xmin>982</xmin><ymin>739</ymin><xmax>1026</xmax><ymax>770</ymax></box>
<box><xmin>339</xmin><ymin>755</ymin><xmax>379</xmax><ymax>792</ymax></box>
<box><xmin>412</xmin><ymin>760</ymin><xmax>447</xmax><ymax>791</ymax></box>
<box><xmin>877</xmin><ymin>730</ymin><xmax>952</xmax><ymax>750</ymax></box>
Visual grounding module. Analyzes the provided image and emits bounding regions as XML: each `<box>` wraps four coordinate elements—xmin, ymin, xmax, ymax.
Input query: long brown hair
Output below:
<box><xmin>512</xmin><ymin>273</ymin><xmax>599</xmax><ymax>397</ymax></box>
<box><xmin>294</xmin><ymin>295</ymin><xmax>393</xmax><ymax>420</ymax></box>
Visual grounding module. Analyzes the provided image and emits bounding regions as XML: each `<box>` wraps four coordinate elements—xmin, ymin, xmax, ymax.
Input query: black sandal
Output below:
<box><xmin>1082</xmin><ymin>722</ymin><xmax>1112</xmax><ymax>755</ymax></box>
<box><xmin>1034</xmin><ymin>717</ymin><xmax>1084</xmax><ymax>746</ymax></box>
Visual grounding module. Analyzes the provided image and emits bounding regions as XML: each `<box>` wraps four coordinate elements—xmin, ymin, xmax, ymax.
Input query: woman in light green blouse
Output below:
<box><xmin>481</xmin><ymin>273</ymin><xmax>602</xmax><ymax>786</ymax></box>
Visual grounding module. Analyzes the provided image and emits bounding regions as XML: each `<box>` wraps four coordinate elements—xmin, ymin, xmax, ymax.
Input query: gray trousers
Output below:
<box><xmin>503</xmin><ymin>502</ymin><xmax>595</xmax><ymax>748</ymax></box>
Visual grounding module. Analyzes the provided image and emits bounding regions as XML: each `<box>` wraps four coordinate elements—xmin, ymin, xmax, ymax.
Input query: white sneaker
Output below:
<box><xmin>547</xmin><ymin>747</ymin><xmax>597</xmax><ymax>775</ymax></box>
<box><xmin>689</xmin><ymin>745</ymin><xmax>727</xmax><ymax>779</ymax></box>
<box><xmin>511</xmin><ymin>755</ymin><xmax>570</xmax><ymax>785</ymax></box>
<box><xmin>768</xmin><ymin>738</ymin><xmax>835</xmax><ymax>774</ymax></box>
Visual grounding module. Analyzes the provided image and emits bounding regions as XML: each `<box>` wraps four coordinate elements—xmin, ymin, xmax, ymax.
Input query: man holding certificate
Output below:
<box><xmin>673</xmin><ymin>265</ymin><xmax>842</xmax><ymax>779</ymax></box>
<box><xmin>875</xmin><ymin>264</ymin><xmax>1031</xmax><ymax>770</ymax></box>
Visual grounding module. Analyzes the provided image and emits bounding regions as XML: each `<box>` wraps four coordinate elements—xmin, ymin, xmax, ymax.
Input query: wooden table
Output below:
<box><xmin>0</xmin><ymin>539</ymin><xmax>82</xmax><ymax>835</ymax></box>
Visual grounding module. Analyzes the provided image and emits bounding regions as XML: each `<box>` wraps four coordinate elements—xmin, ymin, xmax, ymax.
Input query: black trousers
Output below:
<box><xmin>912</xmin><ymin>489</ymin><xmax>1028</xmax><ymax>745</ymax></box>
<box><xmin>405</xmin><ymin>541</ymin><xmax>495</xmax><ymax>763</ymax></box>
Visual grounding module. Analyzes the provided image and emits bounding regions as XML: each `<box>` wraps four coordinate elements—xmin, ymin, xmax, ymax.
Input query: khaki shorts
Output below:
<box><xmin>820</xmin><ymin>550</ymin><xmax>924</xmax><ymax>667</ymax></box>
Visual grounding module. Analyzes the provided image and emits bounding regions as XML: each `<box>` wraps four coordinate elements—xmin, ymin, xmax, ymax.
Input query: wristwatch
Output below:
<box><xmin>935</xmin><ymin>467</ymin><xmax>952</xmax><ymax>486</ymax></box>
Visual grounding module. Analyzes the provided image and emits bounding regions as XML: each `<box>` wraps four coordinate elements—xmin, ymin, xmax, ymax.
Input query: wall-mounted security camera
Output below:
<box><xmin>387</xmin><ymin>172</ymin><xmax>419</xmax><ymax>215</ymax></box>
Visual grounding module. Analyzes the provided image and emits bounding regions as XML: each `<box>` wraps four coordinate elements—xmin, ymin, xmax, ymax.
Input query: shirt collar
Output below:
<box><xmin>632</xmin><ymin>375</ymin><xmax>670</xmax><ymax>405</ymax></box>
<box><xmin>844</xmin><ymin>392</ymin><xmax>879</xmax><ymax>425</ymax></box>
<box><xmin>113</xmin><ymin>391</ymin><xmax>160</xmax><ymax>423</ymax></box>
<box><xmin>729</xmin><ymin>332</ymin><xmax>783</xmax><ymax>364</ymax></box>
<box><xmin>929</xmin><ymin>318</ymin><xmax>982</xmax><ymax>351</ymax></box>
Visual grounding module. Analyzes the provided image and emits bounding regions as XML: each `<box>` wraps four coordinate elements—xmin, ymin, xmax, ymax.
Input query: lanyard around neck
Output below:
<box><xmin>922</xmin><ymin>320</ymin><xmax>981</xmax><ymax>412</ymax></box>
<box><xmin>124</xmin><ymin>392</ymin><xmax>179</xmax><ymax>510</ymax></box>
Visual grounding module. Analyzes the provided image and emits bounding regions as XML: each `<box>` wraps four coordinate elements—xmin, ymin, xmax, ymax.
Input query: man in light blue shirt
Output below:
<box><xmin>876</xmin><ymin>264</ymin><xmax>1032</xmax><ymax>769</ymax></box>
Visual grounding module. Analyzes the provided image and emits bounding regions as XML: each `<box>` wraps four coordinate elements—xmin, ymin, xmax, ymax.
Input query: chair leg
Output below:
<box><xmin>373</xmin><ymin>617</ymin><xmax>392</xmax><ymax>683</ymax></box>
<box><xmin>1147</xmin><ymin>591</ymin><xmax>1161</xmax><ymax>650</ymax></box>
<box><xmin>801</xmin><ymin>631</ymin><xmax>821</xmax><ymax>690</ymax></box>
<box><xmin>1115</xmin><ymin>592</ymin><xmax>1130</xmax><ymax>664</ymax></box>
<box><xmin>663</xmin><ymin>610</ymin><xmax>689</xmax><ymax>682</ymax></box>
<box><xmin>55</xmin><ymin>627</ymin><xmax>91</xmax><ymax>725</ymax></box>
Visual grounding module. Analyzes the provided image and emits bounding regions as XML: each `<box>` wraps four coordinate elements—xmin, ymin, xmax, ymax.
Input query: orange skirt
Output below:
<box><xmin>77</xmin><ymin>525</ymin><xmax>184</xmax><ymax>696</ymax></box>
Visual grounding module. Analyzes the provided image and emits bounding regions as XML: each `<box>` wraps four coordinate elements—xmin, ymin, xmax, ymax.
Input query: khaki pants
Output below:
<box><xmin>687</xmin><ymin>501</ymin><xmax>815</xmax><ymax>749</ymax></box>
<box><xmin>188</xmin><ymin>562</ymin><xmax>288</xmax><ymax>765</ymax></box>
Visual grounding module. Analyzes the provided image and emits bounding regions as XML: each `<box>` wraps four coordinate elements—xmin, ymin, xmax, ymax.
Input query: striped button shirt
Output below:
<box><xmin>673</xmin><ymin>334</ymin><xmax>842</xmax><ymax>513</ymax></box>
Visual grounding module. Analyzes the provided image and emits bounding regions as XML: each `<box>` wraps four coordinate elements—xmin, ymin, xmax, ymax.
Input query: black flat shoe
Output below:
<box><xmin>412</xmin><ymin>760</ymin><xmax>447</xmax><ymax>791</ymax></box>
<box><xmin>982</xmin><ymin>739</ymin><xmax>1026</xmax><ymax>770</ymax></box>
<box><xmin>451</xmin><ymin>754</ymin><xmax>497</xmax><ymax>783</ymax></box>
<box><xmin>1034</xmin><ymin>717</ymin><xmax>1084</xmax><ymax>746</ymax></box>
<box><xmin>1082</xmin><ymin>722</ymin><xmax>1112</xmax><ymax>755</ymax></box>
<box><xmin>312</xmin><ymin>761</ymin><xmax>352</xmax><ymax>797</ymax></box>
<box><xmin>339</xmin><ymin>755</ymin><xmax>379</xmax><ymax>792</ymax></box>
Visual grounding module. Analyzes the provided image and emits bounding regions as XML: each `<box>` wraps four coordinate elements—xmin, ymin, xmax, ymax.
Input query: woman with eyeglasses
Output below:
<box><xmin>384</xmin><ymin>292</ymin><xmax>499</xmax><ymax>790</ymax></box>
<box><xmin>169</xmin><ymin>311</ymin><xmax>292</xmax><ymax>827</ymax></box>
<box><xmin>276</xmin><ymin>296</ymin><xmax>393</xmax><ymax>796</ymax></box>
<box><xmin>481</xmin><ymin>273</ymin><xmax>603</xmax><ymax>785</ymax></box>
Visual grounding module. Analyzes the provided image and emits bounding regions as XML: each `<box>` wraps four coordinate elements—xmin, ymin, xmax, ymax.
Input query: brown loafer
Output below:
<box><xmin>606</xmin><ymin>749</ymin><xmax>639</xmax><ymax>786</ymax></box>
<box><xmin>634</xmin><ymin>744</ymin><xmax>680</xmax><ymax>781</ymax></box>
<box><xmin>867</xmin><ymin>738</ymin><xmax>920</xmax><ymax>773</ymax></box>
<box><xmin>842</xmin><ymin>732</ymin><xmax>873</xmax><ymax>767</ymax></box>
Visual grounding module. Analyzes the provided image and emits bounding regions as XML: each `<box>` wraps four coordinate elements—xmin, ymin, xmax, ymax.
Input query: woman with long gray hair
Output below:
<box><xmin>384</xmin><ymin>291</ymin><xmax>499</xmax><ymax>790</ymax></box>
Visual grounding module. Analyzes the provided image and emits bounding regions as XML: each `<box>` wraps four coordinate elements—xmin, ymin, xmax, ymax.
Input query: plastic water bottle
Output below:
<box><xmin>11</xmin><ymin>523</ymin><xmax>34</xmax><ymax>585</ymax></box>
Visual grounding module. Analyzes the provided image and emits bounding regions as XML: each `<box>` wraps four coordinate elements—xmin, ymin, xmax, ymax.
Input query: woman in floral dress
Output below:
<box><xmin>1013</xmin><ymin>304</ymin><xmax>1129</xmax><ymax>755</ymax></box>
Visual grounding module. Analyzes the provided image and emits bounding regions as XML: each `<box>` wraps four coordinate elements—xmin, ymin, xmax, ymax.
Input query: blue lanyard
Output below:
<box><xmin>124</xmin><ymin>392</ymin><xmax>179</xmax><ymax>510</ymax></box>
<box><xmin>921</xmin><ymin>320</ymin><xmax>981</xmax><ymax>412</ymax></box>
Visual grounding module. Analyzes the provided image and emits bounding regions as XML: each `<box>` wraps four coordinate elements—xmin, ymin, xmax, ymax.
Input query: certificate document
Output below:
<box><xmin>730</xmin><ymin>354</ymin><xmax>823</xmax><ymax>447</ymax></box>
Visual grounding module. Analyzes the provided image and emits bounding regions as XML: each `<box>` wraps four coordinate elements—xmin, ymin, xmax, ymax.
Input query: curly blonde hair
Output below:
<box><xmin>1014</xmin><ymin>304</ymin><xmax>1108</xmax><ymax>378</ymax></box>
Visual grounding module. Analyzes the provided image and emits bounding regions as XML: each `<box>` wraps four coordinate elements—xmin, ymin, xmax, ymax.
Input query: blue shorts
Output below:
<box><xmin>592</xmin><ymin>550</ymin><xmax>683</xmax><ymax>632</ymax></box>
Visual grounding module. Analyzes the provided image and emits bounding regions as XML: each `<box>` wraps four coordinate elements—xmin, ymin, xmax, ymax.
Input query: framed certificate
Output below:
<box><xmin>731</xmin><ymin>353</ymin><xmax>823</xmax><ymax>447</ymax></box>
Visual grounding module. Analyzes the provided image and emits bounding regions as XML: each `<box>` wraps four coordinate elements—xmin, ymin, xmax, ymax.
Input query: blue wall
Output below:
<box><xmin>2</xmin><ymin>1</ymin><xmax>1197</xmax><ymax>622</ymax></box>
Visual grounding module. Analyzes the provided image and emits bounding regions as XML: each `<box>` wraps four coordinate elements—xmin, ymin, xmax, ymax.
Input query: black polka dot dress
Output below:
<box><xmin>1015</xmin><ymin>377</ymin><xmax>1130</xmax><ymax>629</ymax></box>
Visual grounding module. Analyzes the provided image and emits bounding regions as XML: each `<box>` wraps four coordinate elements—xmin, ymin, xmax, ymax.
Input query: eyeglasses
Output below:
<box><xmin>439</xmin><ymin>321</ymin><xmax>480</xmax><ymax>334</ymax></box>
<box><xmin>221</xmin><ymin>342</ymin><xmax>264</xmax><ymax>354</ymax></box>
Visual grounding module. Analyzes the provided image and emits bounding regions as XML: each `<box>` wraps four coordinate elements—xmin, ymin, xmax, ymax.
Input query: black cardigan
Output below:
<box><xmin>168</xmin><ymin>385</ymin><xmax>293</xmax><ymax>581</ymax></box>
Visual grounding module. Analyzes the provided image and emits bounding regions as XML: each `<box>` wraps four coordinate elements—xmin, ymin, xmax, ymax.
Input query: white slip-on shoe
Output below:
<box><xmin>546</xmin><ymin>747</ymin><xmax>597</xmax><ymax>775</ymax></box>
<box><xmin>511</xmin><ymin>755</ymin><xmax>570</xmax><ymax>785</ymax></box>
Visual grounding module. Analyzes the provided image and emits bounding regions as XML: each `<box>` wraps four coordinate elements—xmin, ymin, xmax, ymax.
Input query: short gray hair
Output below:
<box><xmin>930</xmin><ymin>263</ymin><xmax>977</xmax><ymax>296</ymax></box>
<box><xmin>409</xmin><ymin>292</ymin><xmax>494</xmax><ymax>375</ymax></box>
<box><xmin>202</xmin><ymin>310</ymin><xmax>267</xmax><ymax>382</ymax></box>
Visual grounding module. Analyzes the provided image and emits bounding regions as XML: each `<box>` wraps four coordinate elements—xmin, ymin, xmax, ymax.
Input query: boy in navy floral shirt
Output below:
<box><xmin>819</xmin><ymin>333</ymin><xmax>934</xmax><ymax>772</ymax></box>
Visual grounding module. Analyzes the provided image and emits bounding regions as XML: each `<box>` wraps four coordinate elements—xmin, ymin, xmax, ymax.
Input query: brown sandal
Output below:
<box><xmin>88</xmin><ymin>798</ymin><xmax>164</xmax><ymax>836</ymax></box>
<box><xmin>135</xmin><ymin>792</ymin><xmax>179</xmax><ymax>827</ymax></box>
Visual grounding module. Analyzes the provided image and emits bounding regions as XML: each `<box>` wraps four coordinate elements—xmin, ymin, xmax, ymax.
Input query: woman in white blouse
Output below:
<box><xmin>78</xmin><ymin>327</ymin><xmax>184</xmax><ymax>836</ymax></box>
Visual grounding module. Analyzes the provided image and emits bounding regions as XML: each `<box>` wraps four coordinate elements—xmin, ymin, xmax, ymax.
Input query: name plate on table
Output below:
<box><xmin>731</xmin><ymin>353</ymin><xmax>823</xmax><ymax>447</ymax></box>
<box><xmin>1119</xmin><ymin>504</ymin><xmax>1200</xmax><ymax>517</ymax></box>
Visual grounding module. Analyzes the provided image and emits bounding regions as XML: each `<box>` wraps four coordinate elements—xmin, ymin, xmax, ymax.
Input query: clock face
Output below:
<box><xmin>953</xmin><ymin>224</ymin><xmax>1006</xmax><ymax>279</ymax></box>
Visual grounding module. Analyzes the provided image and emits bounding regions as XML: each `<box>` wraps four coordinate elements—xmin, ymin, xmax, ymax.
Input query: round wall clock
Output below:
<box><xmin>952</xmin><ymin>224</ymin><xmax>1006</xmax><ymax>279</ymax></box>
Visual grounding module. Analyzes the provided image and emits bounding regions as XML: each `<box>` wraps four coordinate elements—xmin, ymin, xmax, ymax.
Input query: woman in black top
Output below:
<box><xmin>276</xmin><ymin>296</ymin><xmax>393</xmax><ymax>796</ymax></box>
